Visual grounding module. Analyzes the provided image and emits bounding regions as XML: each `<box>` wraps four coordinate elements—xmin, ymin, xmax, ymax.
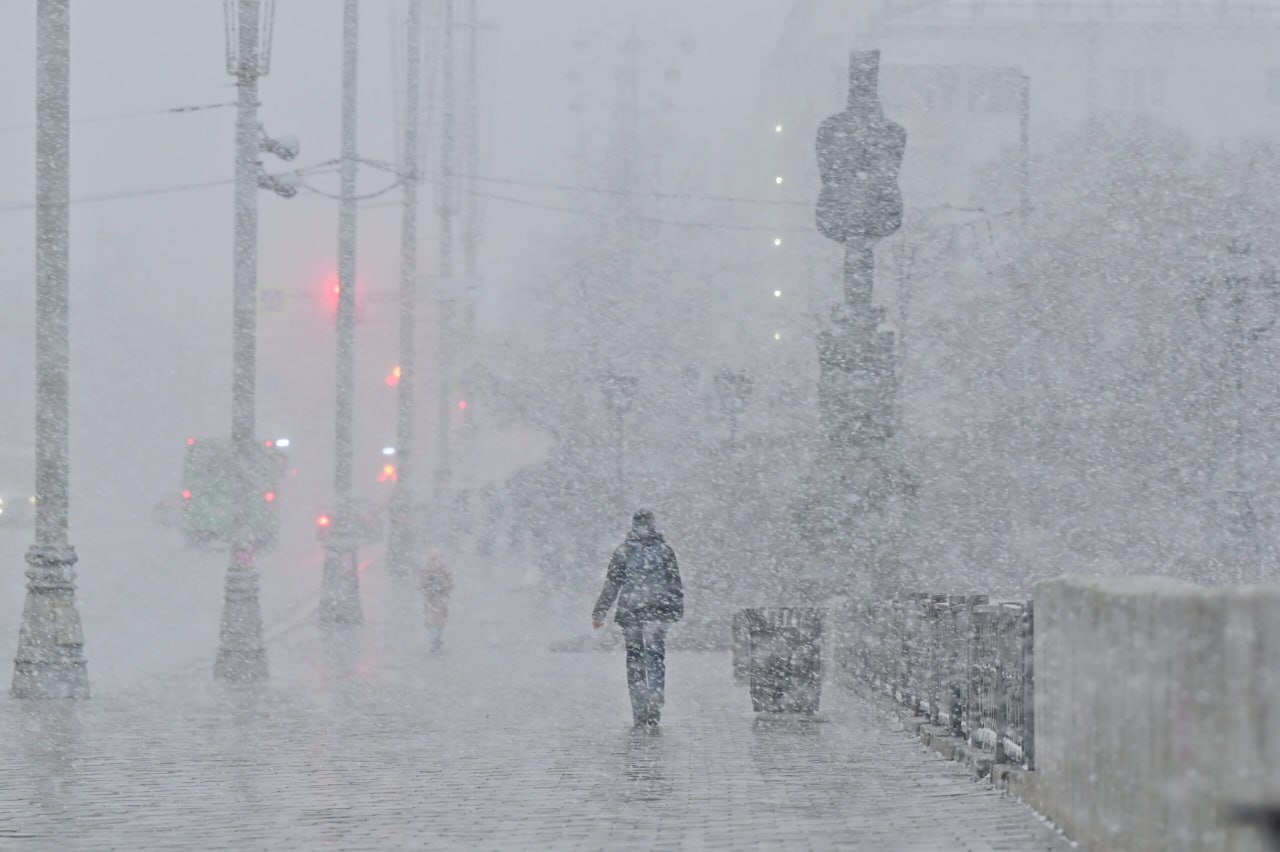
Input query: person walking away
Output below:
<box><xmin>592</xmin><ymin>509</ymin><xmax>684</xmax><ymax>728</ymax></box>
<box><xmin>418</xmin><ymin>550</ymin><xmax>454</xmax><ymax>653</ymax></box>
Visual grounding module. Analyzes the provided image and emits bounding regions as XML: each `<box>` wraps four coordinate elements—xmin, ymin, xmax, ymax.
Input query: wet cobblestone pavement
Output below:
<box><xmin>0</xmin><ymin>560</ymin><xmax>1074</xmax><ymax>850</ymax></box>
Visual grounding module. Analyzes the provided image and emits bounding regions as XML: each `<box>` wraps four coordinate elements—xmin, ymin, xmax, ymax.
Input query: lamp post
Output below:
<box><xmin>566</xmin><ymin>22</ymin><xmax>694</xmax><ymax>353</ymax></box>
<box><xmin>386</xmin><ymin>0</ymin><xmax>424</xmax><ymax>577</ymax></box>
<box><xmin>321</xmin><ymin>0</ymin><xmax>363</xmax><ymax>626</ymax></box>
<box><xmin>433</xmin><ymin>0</ymin><xmax>459</xmax><ymax>546</ymax></box>
<box><xmin>1194</xmin><ymin>241</ymin><xmax>1280</xmax><ymax>584</ymax></box>
<box><xmin>600</xmin><ymin>371</ymin><xmax>638</xmax><ymax>507</ymax></box>
<box><xmin>12</xmin><ymin>0</ymin><xmax>89</xmax><ymax>699</ymax></box>
<box><xmin>215</xmin><ymin>0</ymin><xmax>298</xmax><ymax>681</ymax></box>
<box><xmin>714</xmin><ymin>367</ymin><xmax>753</xmax><ymax>446</ymax></box>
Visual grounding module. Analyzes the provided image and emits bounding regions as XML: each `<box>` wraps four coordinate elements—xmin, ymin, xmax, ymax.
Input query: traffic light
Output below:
<box><xmin>318</xmin><ymin>270</ymin><xmax>367</xmax><ymax>323</ymax></box>
<box><xmin>321</xmin><ymin>272</ymin><xmax>340</xmax><ymax>317</ymax></box>
<box><xmin>386</xmin><ymin>365</ymin><xmax>402</xmax><ymax>387</ymax></box>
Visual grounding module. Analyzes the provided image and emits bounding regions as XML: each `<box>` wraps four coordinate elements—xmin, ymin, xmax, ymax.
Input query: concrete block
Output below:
<box><xmin>1031</xmin><ymin>575</ymin><xmax>1280</xmax><ymax>852</ymax></box>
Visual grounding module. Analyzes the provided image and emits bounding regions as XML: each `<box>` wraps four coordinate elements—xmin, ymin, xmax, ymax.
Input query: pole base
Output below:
<box><xmin>320</xmin><ymin>539</ymin><xmax>363</xmax><ymax>627</ymax></box>
<box><xmin>213</xmin><ymin>646</ymin><xmax>268</xmax><ymax>683</ymax></box>
<box><xmin>214</xmin><ymin>548</ymin><xmax>268</xmax><ymax>683</ymax></box>
<box><xmin>12</xmin><ymin>545</ymin><xmax>90</xmax><ymax>699</ymax></box>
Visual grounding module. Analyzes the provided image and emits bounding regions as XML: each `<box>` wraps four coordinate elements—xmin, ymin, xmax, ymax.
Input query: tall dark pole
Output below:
<box><xmin>215</xmin><ymin>0</ymin><xmax>269</xmax><ymax>682</ymax></box>
<box><xmin>715</xmin><ymin>367</ymin><xmax>753</xmax><ymax>448</ymax></box>
<box><xmin>1012</xmin><ymin>71</ymin><xmax>1035</xmax><ymax>545</ymax></box>
<box><xmin>433</xmin><ymin>0</ymin><xmax>457</xmax><ymax>539</ymax></box>
<box><xmin>321</xmin><ymin>0</ymin><xmax>363</xmax><ymax>625</ymax></box>
<box><xmin>387</xmin><ymin>0</ymin><xmax>424</xmax><ymax>576</ymax></box>
<box><xmin>1219</xmin><ymin>264</ymin><xmax>1264</xmax><ymax>585</ymax></box>
<box><xmin>458</xmin><ymin>0</ymin><xmax>483</xmax><ymax>525</ymax></box>
<box><xmin>1220</xmin><ymin>252</ymin><xmax>1274</xmax><ymax>583</ymax></box>
<box><xmin>12</xmin><ymin>0</ymin><xmax>89</xmax><ymax>699</ymax></box>
<box><xmin>600</xmin><ymin>371</ymin><xmax>637</xmax><ymax>511</ymax></box>
<box><xmin>1018</xmin><ymin>74</ymin><xmax>1031</xmax><ymax>236</ymax></box>
<box><xmin>1195</xmin><ymin>244</ymin><xmax>1278</xmax><ymax>584</ymax></box>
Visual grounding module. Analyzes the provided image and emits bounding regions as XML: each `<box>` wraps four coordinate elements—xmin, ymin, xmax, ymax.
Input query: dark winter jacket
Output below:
<box><xmin>593</xmin><ymin>531</ymin><xmax>684</xmax><ymax>626</ymax></box>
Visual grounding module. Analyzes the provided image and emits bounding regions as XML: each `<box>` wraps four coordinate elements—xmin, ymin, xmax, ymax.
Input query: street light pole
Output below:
<box><xmin>457</xmin><ymin>0</ymin><xmax>484</xmax><ymax>533</ymax></box>
<box><xmin>12</xmin><ymin>0</ymin><xmax>89</xmax><ymax>699</ymax></box>
<box><xmin>214</xmin><ymin>0</ymin><xmax>272</xmax><ymax>682</ymax></box>
<box><xmin>567</xmin><ymin>22</ymin><xmax>693</xmax><ymax>365</ymax></box>
<box><xmin>321</xmin><ymin>0</ymin><xmax>363</xmax><ymax>626</ymax></box>
<box><xmin>1195</xmin><ymin>242</ymin><xmax>1279</xmax><ymax>584</ymax></box>
<box><xmin>715</xmin><ymin>367</ymin><xmax>753</xmax><ymax>447</ymax></box>
<box><xmin>1018</xmin><ymin>74</ymin><xmax>1031</xmax><ymax>237</ymax></box>
<box><xmin>387</xmin><ymin>0</ymin><xmax>424</xmax><ymax>576</ymax></box>
<box><xmin>600</xmin><ymin>371</ymin><xmax>638</xmax><ymax>509</ymax></box>
<box><xmin>433</xmin><ymin>0</ymin><xmax>457</xmax><ymax>540</ymax></box>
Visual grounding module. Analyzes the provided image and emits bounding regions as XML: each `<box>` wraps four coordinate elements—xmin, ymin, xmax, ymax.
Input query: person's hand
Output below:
<box><xmin>592</xmin><ymin>616</ymin><xmax>604</xmax><ymax>630</ymax></box>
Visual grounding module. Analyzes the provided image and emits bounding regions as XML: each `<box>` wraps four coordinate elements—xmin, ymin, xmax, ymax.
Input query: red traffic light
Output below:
<box><xmin>182</xmin><ymin>489</ymin><xmax>192</xmax><ymax>500</ymax></box>
<box><xmin>316</xmin><ymin>514</ymin><xmax>331</xmax><ymax>528</ymax></box>
<box><xmin>320</xmin><ymin>273</ymin><xmax>340</xmax><ymax>315</ymax></box>
<box><xmin>264</xmin><ymin>491</ymin><xmax>277</xmax><ymax>503</ymax></box>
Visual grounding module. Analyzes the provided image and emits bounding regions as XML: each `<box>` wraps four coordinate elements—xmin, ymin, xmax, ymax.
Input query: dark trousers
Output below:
<box><xmin>623</xmin><ymin>623</ymin><xmax>668</xmax><ymax>723</ymax></box>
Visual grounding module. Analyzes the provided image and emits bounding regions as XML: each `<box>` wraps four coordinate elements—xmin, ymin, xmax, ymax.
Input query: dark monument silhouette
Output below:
<box><xmin>793</xmin><ymin>51</ymin><xmax>917</xmax><ymax>594</ymax></box>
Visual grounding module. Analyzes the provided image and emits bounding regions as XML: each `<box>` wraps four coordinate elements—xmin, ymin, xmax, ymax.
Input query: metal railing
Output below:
<box><xmin>838</xmin><ymin>593</ymin><xmax>1035</xmax><ymax>769</ymax></box>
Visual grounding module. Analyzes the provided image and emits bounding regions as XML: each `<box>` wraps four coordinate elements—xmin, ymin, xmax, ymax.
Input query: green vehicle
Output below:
<box><xmin>180</xmin><ymin>437</ymin><xmax>284</xmax><ymax>550</ymax></box>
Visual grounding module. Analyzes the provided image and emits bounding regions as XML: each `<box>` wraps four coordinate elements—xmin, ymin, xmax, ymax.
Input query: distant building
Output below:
<box><xmin>774</xmin><ymin>0</ymin><xmax>1280</xmax><ymax>141</ymax></box>
<box><xmin>758</xmin><ymin>0</ymin><xmax>1280</xmax><ymax>217</ymax></box>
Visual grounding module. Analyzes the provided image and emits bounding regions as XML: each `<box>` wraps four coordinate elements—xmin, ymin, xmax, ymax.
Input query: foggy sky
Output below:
<box><xmin>0</xmin><ymin>0</ymin><xmax>791</xmax><ymax>313</ymax></box>
<box><xmin>0</xmin><ymin>0</ymin><xmax>789</xmax><ymax>508</ymax></box>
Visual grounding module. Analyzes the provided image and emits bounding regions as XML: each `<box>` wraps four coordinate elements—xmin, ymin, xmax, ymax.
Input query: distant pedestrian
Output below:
<box><xmin>593</xmin><ymin>509</ymin><xmax>684</xmax><ymax>728</ymax></box>
<box><xmin>418</xmin><ymin>550</ymin><xmax>454</xmax><ymax>654</ymax></box>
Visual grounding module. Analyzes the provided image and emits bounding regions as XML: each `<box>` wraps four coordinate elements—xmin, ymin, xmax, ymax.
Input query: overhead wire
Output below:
<box><xmin>357</xmin><ymin>158</ymin><xmax>812</xmax><ymax>208</ymax></box>
<box><xmin>0</xmin><ymin>162</ymin><xmax>339</xmax><ymax>212</ymax></box>
<box><xmin>0</xmin><ymin>178</ymin><xmax>234</xmax><ymax>211</ymax></box>
<box><xmin>0</xmin><ymin>146</ymin><xmax>1018</xmax><ymax>236</ymax></box>
<box><xmin>301</xmin><ymin>177</ymin><xmax>403</xmax><ymax>202</ymax></box>
<box><xmin>0</xmin><ymin>100</ymin><xmax>236</xmax><ymax>133</ymax></box>
<box><xmin>361</xmin><ymin>185</ymin><xmax>813</xmax><ymax>232</ymax></box>
<box><xmin>467</xmin><ymin>172</ymin><xmax>813</xmax><ymax>208</ymax></box>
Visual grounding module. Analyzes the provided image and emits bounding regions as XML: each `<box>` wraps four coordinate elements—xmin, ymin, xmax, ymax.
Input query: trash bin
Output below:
<box><xmin>742</xmin><ymin>607</ymin><xmax>825</xmax><ymax>714</ymax></box>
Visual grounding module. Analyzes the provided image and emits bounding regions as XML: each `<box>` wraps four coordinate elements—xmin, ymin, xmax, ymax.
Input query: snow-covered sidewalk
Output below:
<box><xmin>0</xmin><ymin>556</ymin><xmax>1072</xmax><ymax>850</ymax></box>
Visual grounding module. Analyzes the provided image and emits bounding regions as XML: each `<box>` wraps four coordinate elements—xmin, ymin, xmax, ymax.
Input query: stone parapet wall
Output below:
<box><xmin>1034</xmin><ymin>575</ymin><xmax>1280</xmax><ymax>852</ymax></box>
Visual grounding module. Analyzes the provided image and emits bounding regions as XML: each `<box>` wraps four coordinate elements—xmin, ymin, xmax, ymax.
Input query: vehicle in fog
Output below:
<box><xmin>179</xmin><ymin>437</ymin><xmax>285</xmax><ymax>550</ymax></box>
